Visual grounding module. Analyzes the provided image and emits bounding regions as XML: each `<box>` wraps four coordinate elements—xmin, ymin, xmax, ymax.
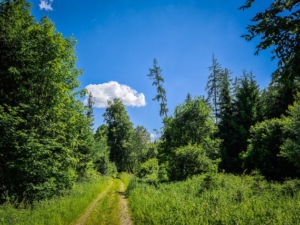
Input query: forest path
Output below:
<box><xmin>73</xmin><ymin>179</ymin><xmax>133</xmax><ymax>225</ymax></box>
<box><xmin>74</xmin><ymin>181</ymin><xmax>113</xmax><ymax>225</ymax></box>
<box><xmin>119</xmin><ymin>181</ymin><xmax>133</xmax><ymax>225</ymax></box>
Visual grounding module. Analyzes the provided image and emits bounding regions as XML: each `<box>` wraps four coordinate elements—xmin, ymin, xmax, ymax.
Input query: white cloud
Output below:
<box><xmin>150</xmin><ymin>133</ymin><xmax>157</xmax><ymax>141</ymax></box>
<box><xmin>85</xmin><ymin>81</ymin><xmax>146</xmax><ymax>108</ymax></box>
<box><xmin>39</xmin><ymin>0</ymin><xmax>53</xmax><ymax>11</ymax></box>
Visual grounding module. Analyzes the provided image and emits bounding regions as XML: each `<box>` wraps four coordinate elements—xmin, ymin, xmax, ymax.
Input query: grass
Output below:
<box><xmin>127</xmin><ymin>172</ymin><xmax>300</xmax><ymax>225</ymax></box>
<box><xmin>119</xmin><ymin>172</ymin><xmax>134</xmax><ymax>190</ymax></box>
<box><xmin>84</xmin><ymin>173</ymin><xmax>134</xmax><ymax>225</ymax></box>
<box><xmin>84</xmin><ymin>179</ymin><xmax>121</xmax><ymax>225</ymax></box>
<box><xmin>0</xmin><ymin>175</ymin><xmax>111</xmax><ymax>225</ymax></box>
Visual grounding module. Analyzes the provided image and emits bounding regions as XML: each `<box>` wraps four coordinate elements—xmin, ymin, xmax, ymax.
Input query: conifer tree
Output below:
<box><xmin>147</xmin><ymin>58</ymin><xmax>168</xmax><ymax>118</ymax></box>
<box><xmin>206</xmin><ymin>54</ymin><xmax>222</xmax><ymax>123</ymax></box>
<box><xmin>226</xmin><ymin>71</ymin><xmax>260</xmax><ymax>172</ymax></box>
<box><xmin>86</xmin><ymin>91</ymin><xmax>95</xmax><ymax>129</ymax></box>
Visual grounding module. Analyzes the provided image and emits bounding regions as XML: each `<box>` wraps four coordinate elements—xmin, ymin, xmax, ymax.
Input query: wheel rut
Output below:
<box><xmin>74</xmin><ymin>182</ymin><xmax>113</xmax><ymax>225</ymax></box>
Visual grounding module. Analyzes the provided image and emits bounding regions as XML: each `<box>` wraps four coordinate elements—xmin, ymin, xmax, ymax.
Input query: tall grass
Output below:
<box><xmin>127</xmin><ymin>173</ymin><xmax>300</xmax><ymax>225</ymax></box>
<box><xmin>0</xmin><ymin>175</ymin><xmax>111</xmax><ymax>225</ymax></box>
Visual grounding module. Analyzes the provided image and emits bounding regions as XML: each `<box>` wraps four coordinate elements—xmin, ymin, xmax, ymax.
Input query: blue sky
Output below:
<box><xmin>29</xmin><ymin>0</ymin><xmax>276</xmax><ymax>137</ymax></box>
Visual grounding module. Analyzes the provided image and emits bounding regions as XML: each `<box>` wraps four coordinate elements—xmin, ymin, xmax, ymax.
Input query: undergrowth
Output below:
<box><xmin>127</xmin><ymin>172</ymin><xmax>300</xmax><ymax>225</ymax></box>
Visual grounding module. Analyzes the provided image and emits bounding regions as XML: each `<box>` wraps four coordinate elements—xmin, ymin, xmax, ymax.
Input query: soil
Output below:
<box><xmin>118</xmin><ymin>182</ymin><xmax>133</xmax><ymax>225</ymax></box>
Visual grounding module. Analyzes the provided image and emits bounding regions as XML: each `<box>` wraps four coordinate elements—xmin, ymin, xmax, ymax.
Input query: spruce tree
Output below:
<box><xmin>147</xmin><ymin>58</ymin><xmax>168</xmax><ymax>118</ymax></box>
<box><xmin>205</xmin><ymin>54</ymin><xmax>222</xmax><ymax>123</ymax></box>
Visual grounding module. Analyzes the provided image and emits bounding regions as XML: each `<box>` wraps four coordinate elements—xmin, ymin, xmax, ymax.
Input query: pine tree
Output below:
<box><xmin>205</xmin><ymin>54</ymin><xmax>222</xmax><ymax>123</ymax></box>
<box><xmin>147</xmin><ymin>58</ymin><xmax>168</xmax><ymax>118</ymax></box>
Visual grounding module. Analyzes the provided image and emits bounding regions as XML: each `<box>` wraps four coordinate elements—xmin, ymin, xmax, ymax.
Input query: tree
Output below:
<box><xmin>206</xmin><ymin>54</ymin><xmax>223</xmax><ymax>122</ymax></box>
<box><xmin>281</xmin><ymin>94</ymin><xmax>300</xmax><ymax>169</ymax></box>
<box><xmin>86</xmin><ymin>91</ymin><xmax>95</xmax><ymax>129</ymax></box>
<box><xmin>128</xmin><ymin>125</ymin><xmax>152</xmax><ymax>173</ymax></box>
<box><xmin>217</xmin><ymin>68</ymin><xmax>234</xmax><ymax>169</ymax></box>
<box><xmin>224</xmin><ymin>71</ymin><xmax>260</xmax><ymax>172</ymax></box>
<box><xmin>240</xmin><ymin>0</ymin><xmax>300</xmax><ymax>107</ymax></box>
<box><xmin>103</xmin><ymin>98</ymin><xmax>134</xmax><ymax>172</ymax></box>
<box><xmin>0</xmin><ymin>0</ymin><xmax>91</xmax><ymax>200</ymax></box>
<box><xmin>159</xmin><ymin>96</ymin><xmax>221</xmax><ymax>180</ymax></box>
<box><xmin>147</xmin><ymin>58</ymin><xmax>168</xmax><ymax>118</ymax></box>
<box><xmin>258</xmin><ymin>81</ymin><xmax>300</xmax><ymax>121</ymax></box>
<box><xmin>93</xmin><ymin>124</ymin><xmax>110</xmax><ymax>175</ymax></box>
<box><xmin>242</xmin><ymin>118</ymin><xmax>298</xmax><ymax>180</ymax></box>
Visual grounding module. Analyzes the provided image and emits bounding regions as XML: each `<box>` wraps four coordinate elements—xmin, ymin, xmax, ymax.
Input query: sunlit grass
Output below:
<box><xmin>127</xmin><ymin>173</ymin><xmax>300</xmax><ymax>225</ymax></box>
<box><xmin>85</xmin><ymin>179</ymin><xmax>121</xmax><ymax>225</ymax></box>
<box><xmin>0</xmin><ymin>176</ymin><xmax>111</xmax><ymax>225</ymax></box>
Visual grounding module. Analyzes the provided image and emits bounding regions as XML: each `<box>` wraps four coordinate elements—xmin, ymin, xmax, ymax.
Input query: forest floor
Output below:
<box><xmin>73</xmin><ymin>179</ymin><xmax>133</xmax><ymax>225</ymax></box>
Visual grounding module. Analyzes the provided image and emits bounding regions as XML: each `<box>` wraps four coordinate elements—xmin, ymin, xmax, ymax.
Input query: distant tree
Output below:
<box><xmin>128</xmin><ymin>125</ymin><xmax>152</xmax><ymax>173</ymax></box>
<box><xmin>185</xmin><ymin>92</ymin><xmax>192</xmax><ymax>103</ymax></box>
<box><xmin>93</xmin><ymin>124</ymin><xmax>110</xmax><ymax>175</ymax></box>
<box><xmin>159</xmin><ymin>96</ymin><xmax>221</xmax><ymax>180</ymax></box>
<box><xmin>86</xmin><ymin>91</ymin><xmax>95</xmax><ymax>129</ymax></box>
<box><xmin>206</xmin><ymin>54</ymin><xmax>223</xmax><ymax>122</ymax></box>
<box><xmin>147</xmin><ymin>58</ymin><xmax>168</xmax><ymax>118</ymax></box>
<box><xmin>103</xmin><ymin>98</ymin><xmax>134</xmax><ymax>172</ymax></box>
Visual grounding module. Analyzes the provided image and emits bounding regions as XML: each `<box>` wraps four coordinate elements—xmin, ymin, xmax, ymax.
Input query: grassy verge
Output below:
<box><xmin>0</xmin><ymin>176</ymin><xmax>111</xmax><ymax>225</ymax></box>
<box><xmin>127</xmin><ymin>173</ymin><xmax>300</xmax><ymax>225</ymax></box>
<box><xmin>84</xmin><ymin>179</ymin><xmax>121</xmax><ymax>225</ymax></box>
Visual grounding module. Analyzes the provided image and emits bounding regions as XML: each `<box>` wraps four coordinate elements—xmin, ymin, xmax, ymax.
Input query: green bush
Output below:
<box><xmin>137</xmin><ymin>158</ymin><xmax>159</xmax><ymax>184</ymax></box>
<box><xmin>172</xmin><ymin>143</ymin><xmax>220</xmax><ymax>180</ymax></box>
<box><xmin>242</xmin><ymin>118</ymin><xmax>298</xmax><ymax>180</ymax></box>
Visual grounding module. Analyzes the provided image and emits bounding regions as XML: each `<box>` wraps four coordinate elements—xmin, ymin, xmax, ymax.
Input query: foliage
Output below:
<box><xmin>159</xmin><ymin>96</ymin><xmax>220</xmax><ymax>180</ymax></box>
<box><xmin>128</xmin><ymin>125</ymin><xmax>152</xmax><ymax>173</ymax></box>
<box><xmin>0</xmin><ymin>0</ymin><xmax>93</xmax><ymax>201</ymax></box>
<box><xmin>137</xmin><ymin>158</ymin><xmax>160</xmax><ymax>184</ymax></box>
<box><xmin>93</xmin><ymin>124</ymin><xmax>110</xmax><ymax>175</ymax></box>
<box><xmin>127</xmin><ymin>173</ymin><xmax>300</xmax><ymax>225</ymax></box>
<box><xmin>258</xmin><ymin>81</ymin><xmax>300</xmax><ymax>120</ymax></box>
<box><xmin>173</xmin><ymin>144</ymin><xmax>220</xmax><ymax>180</ymax></box>
<box><xmin>147</xmin><ymin>58</ymin><xmax>168</xmax><ymax>118</ymax></box>
<box><xmin>103</xmin><ymin>98</ymin><xmax>134</xmax><ymax>172</ymax></box>
<box><xmin>242</xmin><ymin>118</ymin><xmax>298</xmax><ymax>180</ymax></box>
<box><xmin>281</xmin><ymin>94</ymin><xmax>300</xmax><ymax>169</ymax></box>
<box><xmin>240</xmin><ymin>0</ymin><xmax>300</xmax><ymax>85</ymax></box>
<box><xmin>223</xmin><ymin>71</ymin><xmax>260</xmax><ymax>172</ymax></box>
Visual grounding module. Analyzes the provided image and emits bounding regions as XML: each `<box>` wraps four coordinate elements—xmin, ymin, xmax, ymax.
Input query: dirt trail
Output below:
<box><xmin>118</xmin><ymin>182</ymin><xmax>133</xmax><ymax>225</ymax></box>
<box><xmin>74</xmin><ymin>182</ymin><xmax>113</xmax><ymax>225</ymax></box>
